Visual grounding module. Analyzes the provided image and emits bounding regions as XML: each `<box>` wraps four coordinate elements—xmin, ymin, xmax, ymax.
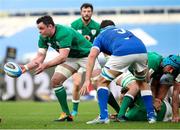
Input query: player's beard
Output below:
<box><xmin>82</xmin><ymin>15</ymin><xmax>91</xmax><ymax>23</ymax></box>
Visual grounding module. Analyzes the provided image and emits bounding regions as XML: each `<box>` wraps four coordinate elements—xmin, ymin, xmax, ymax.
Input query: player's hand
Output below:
<box><xmin>172</xmin><ymin>116</ymin><xmax>180</xmax><ymax>123</ymax></box>
<box><xmin>34</xmin><ymin>62</ymin><xmax>47</xmax><ymax>75</ymax></box>
<box><xmin>79</xmin><ymin>80</ymin><xmax>91</xmax><ymax>96</ymax></box>
<box><xmin>153</xmin><ymin>98</ymin><xmax>162</xmax><ymax>111</ymax></box>
<box><xmin>84</xmin><ymin>35</ymin><xmax>91</xmax><ymax>41</ymax></box>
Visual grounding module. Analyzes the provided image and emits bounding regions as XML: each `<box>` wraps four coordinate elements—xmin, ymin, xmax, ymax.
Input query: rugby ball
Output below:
<box><xmin>4</xmin><ymin>62</ymin><xmax>22</xmax><ymax>78</ymax></box>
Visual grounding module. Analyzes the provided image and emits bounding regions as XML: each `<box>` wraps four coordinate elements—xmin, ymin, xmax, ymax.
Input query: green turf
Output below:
<box><xmin>0</xmin><ymin>101</ymin><xmax>179</xmax><ymax>129</ymax></box>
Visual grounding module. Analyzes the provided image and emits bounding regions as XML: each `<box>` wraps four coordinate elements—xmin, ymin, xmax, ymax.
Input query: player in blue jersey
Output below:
<box><xmin>80</xmin><ymin>20</ymin><xmax>156</xmax><ymax>124</ymax></box>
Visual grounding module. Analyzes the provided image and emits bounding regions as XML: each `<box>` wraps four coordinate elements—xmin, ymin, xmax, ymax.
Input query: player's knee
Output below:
<box><xmin>51</xmin><ymin>77</ymin><xmax>63</xmax><ymax>88</ymax></box>
<box><xmin>73</xmin><ymin>79</ymin><xmax>81</xmax><ymax>87</ymax></box>
<box><xmin>72</xmin><ymin>73</ymin><xmax>82</xmax><ymax>87</ymax></box>
<box><xmin>73</xmin><ymin>84</ymin><xmax>80</xmax><ymax>92</ymax></box>
<box><xmin>96</xmin><ymin>76</ymin><xmax>110</xmax><ymax>86</ymax></box>
<box><xmin>134</xmin><ymin>70</ymin><xmax>147</xmax><ymax>81</ymax></box>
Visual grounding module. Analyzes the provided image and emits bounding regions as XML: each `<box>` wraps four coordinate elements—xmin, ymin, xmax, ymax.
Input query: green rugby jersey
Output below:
<box><xmin>148</xmin><ymin>52</ymin><xmax>163</xmax><ymax>72</ymax></box>
<box><xmin>38</xmin><ymin>24</ymin><xmax>92</xmax><ymax>58</ymax></box>
<box><xmin>147</xmin><ymin>52</ymin><xmax>163</xmax><ymax>78</ymax></box>
<box><xmin>71</xmin><ymin>18</ymin><xmax>100</xmax><ymax>43</ymax></box>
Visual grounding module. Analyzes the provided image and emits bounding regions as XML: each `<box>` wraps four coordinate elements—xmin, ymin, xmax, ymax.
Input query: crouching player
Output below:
<box><xmin>114</xmin><ymin>71</ymin><xmax>172</xmax><ymax>122</ymax></box>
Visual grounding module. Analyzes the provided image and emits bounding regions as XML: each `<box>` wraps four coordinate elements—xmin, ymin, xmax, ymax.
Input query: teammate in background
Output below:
<box><xmin>80</xmin><ymin>20</ymin><xmax>156</xmax><ymax>124</ymax></box>
<box><xmin>70</xmin><ymin>3</ymin><xmax>100</xmax><ymax>116</ymax></box>
<box><xmin>71</xmin><ymin>3</ymin><xmax>100</xmax><ymax>42</ymax></box>
<box><xmin>20</xmin><ymin>15</ymin><xmax>94</xmax><ymax>122</ymax></box>
<box><xmin>71</xmin><ymin>3</ymin><xmax>120</xmax><ymax>117</ymax></box>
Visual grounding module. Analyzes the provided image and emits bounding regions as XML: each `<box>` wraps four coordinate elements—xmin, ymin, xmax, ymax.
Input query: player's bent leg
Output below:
<box><xmin>89</xmin><ymin>75</ymin><xmax>111</xmax><ymax>124</ymax></box>
<box><xmin>52</xmin><ymin>64</ymin><xmax>76</xmax><ymax>122</ymax></box>
<box><xmin>135</xmin><ymin>70</ymin><xmax>156</xmax><ymax>123</ymax></box>
<box><xmin>125</xmin><ymin>105</ymin><xmax>147</xmax><ymax>121</ymax></box>
<box><xmin>114</xmin><ymin>71</ymin><xmax>139</xmax><ymax>122</ymax></box>
<box><xmin>96</xmin><ymin>69</ymin><xmax>120</xmax><ymax>122</ymax></box>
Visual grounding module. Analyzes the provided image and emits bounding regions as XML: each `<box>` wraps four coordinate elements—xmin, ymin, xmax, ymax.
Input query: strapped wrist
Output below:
<box><xmin>24</xmin><ymin>65</ymin><xmax>29</xmax><ymax>71</ymax></box>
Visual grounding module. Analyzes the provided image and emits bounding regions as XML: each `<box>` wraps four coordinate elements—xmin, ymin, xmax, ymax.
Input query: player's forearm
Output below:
<box><xmin>24</xmin><ymin>52</ymin><xmax>45</xmax><ymax>71</ymax></box>
<box><xmin>85</xmin><ymin>55</ymin><xmax>96</xmax><ymax>81</ymax></box>
<box><xmin>45</xmin><ymin>55</ymin><xmax>67</xmax><ymax>69</ymax></box>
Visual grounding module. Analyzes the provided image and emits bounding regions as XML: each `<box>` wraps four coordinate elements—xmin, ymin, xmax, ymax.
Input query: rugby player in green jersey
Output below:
<box><xmin>20</xmin><ymin>15</ymin><xmax>96</xmax><ymax>122</ymax></box>
<box><xmin>71</xmin><ymin>3</ymin><xmax>100</xmax><ymax>43</ymax></box>
<box><xmin>70</xmin><ymin>3</ymin><xmax>100</xmax><ymax>117</ymax></box>
<box><xmin>70</xmin><ymin>3</ymin><xmax>119</xmax><ymax>117</ymax></box>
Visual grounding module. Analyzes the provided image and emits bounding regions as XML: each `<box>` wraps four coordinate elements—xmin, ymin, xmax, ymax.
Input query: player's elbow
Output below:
<box><xmin>89</xmin><ymin>53</ymin><xmax>97</xmax><ymax>60</ymax></box>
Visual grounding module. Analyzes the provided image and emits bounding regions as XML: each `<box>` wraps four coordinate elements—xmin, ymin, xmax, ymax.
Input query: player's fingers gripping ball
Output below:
<box><xmin>4</xmin><ymin>62</ymin><xmax>22</xmax><ymax>78</ymax></box>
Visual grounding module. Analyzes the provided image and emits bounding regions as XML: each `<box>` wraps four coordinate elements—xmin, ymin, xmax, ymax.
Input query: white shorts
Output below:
<box><xmin>105</xmin><ymin>54</ymin><xmax>147</xmax><ymax>73</ymax></box>
<box><xmin>102</xmin><ymin>53</ymin><xmax>147</xmax><ymax>81</ymax></box>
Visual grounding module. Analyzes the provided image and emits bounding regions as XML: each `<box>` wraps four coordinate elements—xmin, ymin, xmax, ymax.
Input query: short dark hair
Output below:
<box><xmin>80</xmin><ymin>3</ymin><xmax>93</xmax><ymax>11</ymax></box>
<box><xmin>100</xmin><ymin>20</ymin><xmax>115</xmax><ymax>29</ymax></box>
<box><xmin>36</xmin><ymin>15</ymin><xmax>55</xmax><ymax>26</ymax></box>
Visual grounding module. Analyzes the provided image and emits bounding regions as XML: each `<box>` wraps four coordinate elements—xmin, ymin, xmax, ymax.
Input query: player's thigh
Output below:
<box><xmin>132</xmin><ymin>54</ymin><xmax>148</xmax><ymax>80</ymax></box>
<box><xmin>98</xmin><ymin>68</ymin><xmax>121</xmax><ymax>87</ymax></box>
<box><xmin>53</xmin><ymin>63</ymin><xmax>77</xmax><ymax>84</ymax></box>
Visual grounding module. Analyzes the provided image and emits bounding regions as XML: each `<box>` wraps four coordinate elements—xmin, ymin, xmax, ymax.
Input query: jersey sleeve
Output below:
<box><xmin>38</xmin><ymin>35</ymin><xmax>48</xmax><ymax>49</ymax></box>
<box><xmin>71</xmin><ymin>22</ymin><xmax>76</xmax><ymax>30</ymax></box>
<box><xmin>57</xmin><ymin>33</ymin><xmax>72</xmax><ymax>48</ymax></box>
<box><xmin>92</xmin><ymin>36</ymin><xmax>101</xmax><ymax>51</ymax></box>
<box><xmin>71</xmin><ymin>19</ymin><xmax>80</xmax><ymax>30</ymax></box>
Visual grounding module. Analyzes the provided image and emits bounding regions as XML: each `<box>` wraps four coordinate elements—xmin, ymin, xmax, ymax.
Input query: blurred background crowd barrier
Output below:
<box><xmin>0</xmin><ymin>0</ymin><xmax>179</xmax><ymax>101</ymax></box>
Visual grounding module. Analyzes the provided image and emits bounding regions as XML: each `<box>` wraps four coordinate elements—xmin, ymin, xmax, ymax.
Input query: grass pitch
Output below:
<box><xmin>0</xmin><ymin>101</ymin><xmax>179</xmax><ymax>129</ymax></box>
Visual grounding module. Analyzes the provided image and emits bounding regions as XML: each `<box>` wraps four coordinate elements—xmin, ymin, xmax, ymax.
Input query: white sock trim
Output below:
<box><xmin>53</xmin><ymin>86</ymin><xmax>63</xmax><ymax>91</ymax></box>
<box><xmin>141</xmin><ymin>90</ymin><xmax>152</xmax><ymax>96</ymax></box>
<box><xmin>24</xmin><ymin>65</ymin><xmax>29</xmax><ymax>71</ymax></box>
<box><xmin>72</xmin><ymin>99</ymin><xmax>80</xmax><ymax>103</ymax></box>
<box><xmin>124</xmin><ymin>93</ymin><xmax>134</xmax><ymax>100</ymax></box>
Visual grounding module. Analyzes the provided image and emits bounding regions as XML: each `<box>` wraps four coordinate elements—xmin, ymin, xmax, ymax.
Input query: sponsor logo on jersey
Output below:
<box><xmin>91</xmin><ymin>29</ymin><xmax>97</xmax><ymax>35</ymax></box>
<box><xmin>77</xmin><ymin>30</ymin><xmax>82</xmax><ymax>34</ymax></box>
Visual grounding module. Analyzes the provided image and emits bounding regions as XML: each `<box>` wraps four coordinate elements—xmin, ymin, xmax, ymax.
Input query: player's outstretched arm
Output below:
<box><xmin>20</xmin><ymin>51</ymin><xmax>46</xmax><ymax>73</ymax></box>
<box><xmin>35</xmin><ymin>48</ymin><xmax>69</xmax><ymax>74</ymax></box>
<box><xmin>80</xmin><ymin>48</ymin><xmax>100</xmax><ymax>95</ymax></box>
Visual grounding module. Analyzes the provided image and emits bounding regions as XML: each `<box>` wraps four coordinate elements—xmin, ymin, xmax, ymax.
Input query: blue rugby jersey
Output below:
<box><xmin>93</xmin><ymin>26</ymin><xmax>147</xmax><ymax>56</ymax></box>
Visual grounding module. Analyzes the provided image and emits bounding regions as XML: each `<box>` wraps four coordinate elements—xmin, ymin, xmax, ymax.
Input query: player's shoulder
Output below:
<box><xmin>90</xmin><ymin>19</ymin><xmax>100</xmax><ymax>27</ymax></box>
<box><xmin>55</xmin><ymin>24</ymin><xmax>72</xmax><ymax>37</ymax></box>
<box><xmin>71</xmin><ymin>18</ymin><xmax>82</xmax><ymax>26</ymax></box>
<box><xmin>148</xmin><ymin>52</ymin><xmax>163</xmax><ymax>60</ymax></box>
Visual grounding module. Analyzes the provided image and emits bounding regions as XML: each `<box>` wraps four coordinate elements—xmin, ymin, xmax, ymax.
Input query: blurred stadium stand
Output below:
<box><xmin>0</xmin><ymin>0</ymin><xmax>180</xmax><ymax>61</ymax></box>
<box><xmin>0</xmin><ymin>0</ymin><xmax>180</xmax><ymax>16</ymax></box>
